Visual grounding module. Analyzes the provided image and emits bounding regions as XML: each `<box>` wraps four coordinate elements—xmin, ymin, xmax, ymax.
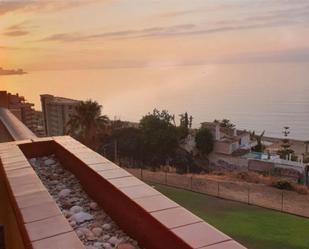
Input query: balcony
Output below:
<box><xmin>0</xmin><ymin>107</ymin><xmax>246</xmax><ymax>249</ymax></box>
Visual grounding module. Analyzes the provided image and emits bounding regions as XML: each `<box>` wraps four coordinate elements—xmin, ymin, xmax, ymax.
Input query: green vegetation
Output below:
<box><xmin>271</xmin><ymin>180</ymin><xmax>293</xmax><ymax>190</ymax></box>
<box><xmin>178</xmin><ymin>112</ymin><xmax>193</xmax><ymax>139</ymax></box>
<box><xmin>154</xmin><ymin>184</ymin><xmax>309</xmax><ymax>249</ymax></box>
<box><xmin>278</xmin><ymin>126</ymin><xmax>296</xmax><ymax>160</ymax></box>
<box><xmin>250</xmin><ymin>130</ymin><xmax>265</xmax><ymax>152</ymax></box>
<box><xmin>102</xmin><ymin>109</ymin><xmax>202</xmax><ymax>172</ymax></box>
<box><xmin>109</xmin><ymin>127</ymin><xmax>142</xmax><ymax>162</ymax></box>
<box><xmin>140</xmin><ymin>109</ymin><xmax>179</xmax><ymax>165</ymax></box>
<box><xmin>195</xmin><ymin>127</ymin><xmax>214</xmax><ymax>155</ymax></box>
<box><xmin>66</xmin><ymin>100</ymin><xmax>109</xmax><ymax>149</ymax></box>
<box><xmin>215</xmin><ymin>118</ymin><xmax>235</xmax><ymax>128</ymax></box>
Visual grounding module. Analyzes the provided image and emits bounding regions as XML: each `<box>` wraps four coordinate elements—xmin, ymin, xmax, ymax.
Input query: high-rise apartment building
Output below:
<box><xmin>40</xmin><ymin>94</ymin><xmax>80</xmax><ymax>136</ymax></box>
<box><xmin>0</xmin><ymin>91</ymin><xmax>42</xmax><ymax>136</ymax></box>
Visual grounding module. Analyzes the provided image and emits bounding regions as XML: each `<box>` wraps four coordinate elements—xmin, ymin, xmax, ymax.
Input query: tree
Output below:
<box><xmin>109</xmin><ymin>127</ymin><xmax>143</xmax><ymax>162</ymax></box>
<box><xmin>250</xmin><ymin>130</ymin><xmax>265</xmax><ymax>152</ymax></box>
<box><xmin>189</xmin><ymin>115</ymin><xmax>193</xmax><ymax>128</ymax></box>
<box><xmin>215</xmin><ymin>119</ymin><xmax>235</xmax><ymax>129</ymax></box>
<box><xmin>179</xmin><ymin>112</ymin><xmax>189</xmax><ymax>129</ymax></box>
<box><xmin>170</xmin><ymin>147</ymin><xmax>202</xmax><ymax>174</ymax></box>
<box><xmin>178</xmin><ymin>112</ymin><xmax>193</xmax><ymax>139</ymax></box>
<box><xmin>66</xmin><ymin>100</ymin><xmax>109</xmax><ymax>149</ymax></box>
<box><xmin>195</xmin><ymin>128</ymin><xmax>214</xmax><ymax>156</ymax></box>
<box><xmin>140</xmin><ymin>109</ymin><xmax>178</xmax><ymax>165</ymax></box>
<box><xmin>278</xmin><ymin>126</ymin><xmax>294</xmax><ymax>160</ymax></box>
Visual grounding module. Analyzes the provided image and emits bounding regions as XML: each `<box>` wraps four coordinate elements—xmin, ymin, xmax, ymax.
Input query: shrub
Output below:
<box><xmin>195</xmin><ymin>128</ymin><xmax>214</xmax><ymax>155</ymax></box>
<box><xmin>271</xmin><ymin>180</ymin><xmax>293</xmax><ymax>190</ymax></box>
<box><xmin>236</xmin><ymin>172</ymin><xmax>251</xmax><ymax>181</ymax></box>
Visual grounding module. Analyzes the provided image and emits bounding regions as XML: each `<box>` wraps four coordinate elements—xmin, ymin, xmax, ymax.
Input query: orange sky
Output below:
<box><xmin>1</xmin><ymin>0</ymin><xmax>309</xmax><ymax>71</ymax></box>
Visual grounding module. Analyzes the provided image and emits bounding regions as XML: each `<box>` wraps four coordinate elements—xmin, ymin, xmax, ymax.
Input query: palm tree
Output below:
<box><xmin>66</xmin><ymin>100</ymin><xmax>109</xmax><ymax>149</ymax></box>
<box><xmin>250</xmin><ymin>130</ymin><xmax>265</xmax><ymax>152</ymax></box>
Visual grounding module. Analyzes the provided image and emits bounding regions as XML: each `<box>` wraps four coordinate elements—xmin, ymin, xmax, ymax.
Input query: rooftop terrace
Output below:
<box><xmin>0</xmin><ymin>107</ymin><xmax>246</xmax><ymax>249</ymax></box>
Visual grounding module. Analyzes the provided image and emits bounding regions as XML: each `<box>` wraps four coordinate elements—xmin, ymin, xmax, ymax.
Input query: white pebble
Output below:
<box><xmin>102</xmin><ymin>234</ymin><xmax>110</xmax><ymax>241</ymax></box>
<box><xmin>70</xmin><ymin>205</ymin><xmax>83</xmax><ymax>214</ymax></box>
<box><xmin>102</xmin><ymin>243</ymin><xmax>112</xmax><ymax>249</ymax></box>
<box><xmin>93</xmin><ymin>242</ymin><xmax>103</xmax><ymax>248</ymax></box>
<box><xmin>92</xmin><ymin>227</ymin><xmax>103</xmax><ymax>237</ymax></box>
<box><xmin>109</xmin><ymin>236</ymin><xmax>120</xmax><ymax>246</ymax></box>
<box><xmin>89</xmin><ymin>202</ymin><xmax>98</xmax><ymax>210</ymax></box>
<box><xmin>71</xmin><ymin>212</ymin><xmax>94</xmax><ymax>223</ymax></box>
<box><xmin>102</xmin><ymin>223</ymin><xmax>112</xmax><ymax>230</ymax></box>
<box><xmin>44</xmin><ymin>159</ymin><xmax>56</xmax><ymax>166</ymax></box>
<box><xmin>58</xmin><ymin>188</ymin><xmax>71</xmax><ymax>198</ymax></box>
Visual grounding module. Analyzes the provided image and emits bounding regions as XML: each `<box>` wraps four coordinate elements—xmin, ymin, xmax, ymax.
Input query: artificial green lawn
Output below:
<box><xmin>153</xmin><ymin>184</ymin><xmax>309</xmax><ymax>249</ymax></box>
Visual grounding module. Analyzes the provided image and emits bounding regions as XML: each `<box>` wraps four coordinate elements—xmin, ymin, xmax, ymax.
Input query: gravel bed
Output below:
<box><xmin>29</xmin><ymin>155</ymin><xmax>140</xmax><ymax>249</ymax></box>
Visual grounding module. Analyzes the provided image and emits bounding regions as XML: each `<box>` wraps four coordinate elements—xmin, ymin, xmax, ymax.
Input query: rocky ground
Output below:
<box><xmin>29</xmin><ymin>155</ymin><xmax>140</xmax><ymax>249</ymax></box>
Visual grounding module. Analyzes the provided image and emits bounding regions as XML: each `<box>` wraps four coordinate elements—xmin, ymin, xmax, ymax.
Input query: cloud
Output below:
<box><xmin>157</xmin><ymin>1</ymin><xmax>309</xmax><ymax>35</ymax></box>
<box><xmin>40</xmin><ymin>24</ymin><xmax>196</xmax><ymax>42</ymax></box>
<box><xmin>39</xmin><ymin>0</ymin><xmax>309</xmax><ymax>44</ymax></box>
<box><xmin>244</xmin><ymin>3</ymin><xmax>309</xmax><ymax>24</ymax></box>
<box><xmin>4</xmin><ymin>30</ymin><xmax>29</xmax><ymax>36</ymax></box>
<box><xmin>5</xmin><ymin>20</ymin><xmax>31</xmax><ymax>30</ymax></box>
<box><xmin>0</xmin><ymin>45</ymin><xmax>20</xmax><ymax>50</ymax></box>
<box><xmin>158</xmin><ymin>0</ymin><xmax>309</xmax><ymax>19</ymax></box>
<box><xmin>3</xmin><ymin>20</ymin><xmax>31</xmax><ymax>36</ymax></box>
<box><xmin>40</xmin><ymin>32</ymin><xmax>82</xmax><ymax>42</ymax></box>
<box><xmin>0</xmin><ymin>1</ymin><xmax>25</xmax><ymax>15</ymax></box>
<box><xmin>159</xmin><ymin>3</ymin><xmax>309</xmax><ymax>37</ymax></box>
<box><xmin>0</xmin><ymin>0</ymin><xmax>102</xmax><ymax>15</ymax></box>
<box><xmin>39</xmin><ymin>13</ymin><xmax>305</xmax><ymax>43</ymax></box>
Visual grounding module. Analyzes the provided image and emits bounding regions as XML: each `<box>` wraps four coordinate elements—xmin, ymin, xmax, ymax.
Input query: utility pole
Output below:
<box><xmin>305</xmin><ymin>165</ymin><xmax>309</xmax><ymax>186</ymax></box>
<box><xmin>114</xmin><ymin>139</ymin><xmax>118</xmax><ymax>163</ymax></box>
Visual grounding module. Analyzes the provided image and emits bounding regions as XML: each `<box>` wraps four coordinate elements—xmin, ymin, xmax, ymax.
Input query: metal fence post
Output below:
<box><xmin>281</xmin><ymin>191</ymin><xmax>284</xmax><ymax>212</ymax></box>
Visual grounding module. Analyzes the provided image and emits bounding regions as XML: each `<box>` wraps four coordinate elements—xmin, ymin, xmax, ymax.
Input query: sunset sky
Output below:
<box><xmin>1</xmin><ymin>0</ymin><xmax>309</xmax><ymax>71</ymax></box>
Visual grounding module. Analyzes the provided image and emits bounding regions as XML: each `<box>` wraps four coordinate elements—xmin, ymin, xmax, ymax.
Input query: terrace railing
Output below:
<box><xmin>0</xmin><ymin>107</ymin><xmax>36</xmax><ymax>141</ymax></box>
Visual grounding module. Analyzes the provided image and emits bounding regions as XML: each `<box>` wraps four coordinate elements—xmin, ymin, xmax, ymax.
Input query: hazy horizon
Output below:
<box><xmin>2</xmin><ymin>62</ymin><xmax>309</xmax><ymax>140</ymax></box>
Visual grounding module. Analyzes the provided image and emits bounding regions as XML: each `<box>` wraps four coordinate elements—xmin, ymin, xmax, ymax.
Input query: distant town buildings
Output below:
<box><xmin>0</xmin><ymin>67</ymin><xmax>26</xmax><ymax>75</ymax></box>
<box><xmin>34</xmin><ymin>110</ymin><xmax>45</xmax><ymax>137</ymax></box>
<box><xmin>40</xmin><ymin>94</ymin><xmax>80</xmax><ymax>136</ymax></box>
<box><xmin>0</xmin><ymin>91</ymin><xmax>43</xmax><ymax>136</ymax></box>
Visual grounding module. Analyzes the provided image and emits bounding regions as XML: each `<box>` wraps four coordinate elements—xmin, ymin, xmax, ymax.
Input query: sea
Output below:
<box><xmin>1</xmin><ymin>63</ymin><xmax>309</xmax><ymax>140</ymax></box>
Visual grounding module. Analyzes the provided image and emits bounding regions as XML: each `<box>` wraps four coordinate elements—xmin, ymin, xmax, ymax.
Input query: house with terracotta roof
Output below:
<box><xmin>201</xmin><ymin>122</ymin><xmax>251</xmax><ymax>155</ymax></box>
